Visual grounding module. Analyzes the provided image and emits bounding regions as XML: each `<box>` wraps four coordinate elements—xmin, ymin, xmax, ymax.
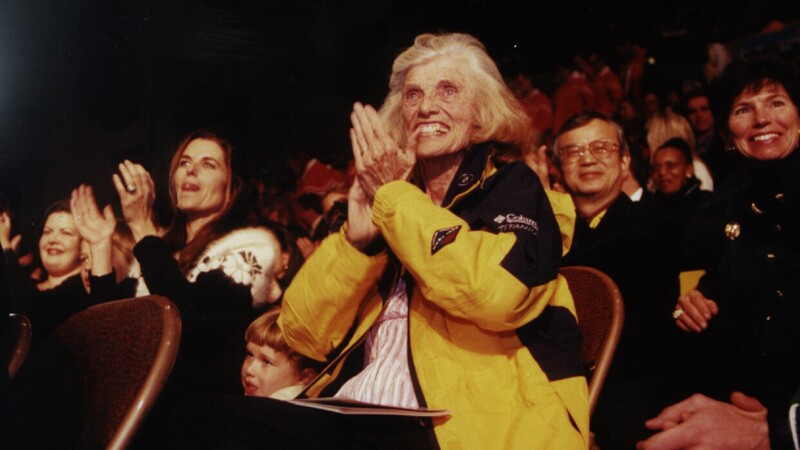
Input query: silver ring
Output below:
<box><xmin>672</xmin><ymin>308</ymin><xmax>684</xmax><ymax>320</ymax></box>
<box><xmin>126</xmin><ymin>185</ymin><xmax>137</xmax><ymax>193</ymax></box>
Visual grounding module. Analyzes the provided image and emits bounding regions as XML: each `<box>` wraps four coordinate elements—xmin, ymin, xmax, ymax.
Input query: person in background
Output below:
<box><xmin>555</xmin><ymin>110</ymin><xmax>683</xmax><ymax>448</ymax></box>
<box><xmin>641</xmin><ymin>56</ymin><xmax>800</xmax><ymax>450</ymax></box>
<box><xmin>3</xmin><ymin>196</ymin><xmax>123</xmax><ymax>337</ymax></box>
<box><xmin>646</xmin><ymin>110</ymin><xmax>715</xmax><ymax>191</ymax></box>
<box><xmin>681</xmin><ymin>88</ymin><xmax>739</xmax><ymax>183</ymax></box>
<box><xmin>554</xmin><ymin>59</ymin><xmax>596</xmax><ymax>132</ymax></box>
<box><xmin>509</xmin><ymin>72</ymin><xmax>554</xmax><ymax>137</ymax></box>
<box><xmin>587</xmin><ymin>53</ymin><xmax>623</xmax><ymax>119</ymax></box>
<box><xmin>647</xmin><ymin>137</ymin><xmax>712</xmax><ymax>222</ymax></box>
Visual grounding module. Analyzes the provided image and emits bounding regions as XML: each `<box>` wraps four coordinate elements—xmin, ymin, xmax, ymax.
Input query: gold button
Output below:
<box><xmin>724</xmin><ymin>222</ymin><xmax>741</xmax><ymax>240</ymax></box>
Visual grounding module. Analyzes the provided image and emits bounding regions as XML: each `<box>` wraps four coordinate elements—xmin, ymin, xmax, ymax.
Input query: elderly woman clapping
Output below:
<box><xmin>167</xmin><ymin>33</ymin><xmax>588</xmax><ymax>450</ymax></box>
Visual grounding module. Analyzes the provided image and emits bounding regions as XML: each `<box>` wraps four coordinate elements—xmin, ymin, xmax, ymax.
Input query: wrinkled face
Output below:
<box><xmin>651</xmin><ymin>147</ymin><xmax>692</xmax><ymax>194</ymax></box>
<box><xmin>686</xmin><ymin>96</ymin><xmax>715</xmax><ymax>134</ymax></box>
<box><xmin>728</xmin><ymin>83</ymin><xmax>800</xmax><ymax>161</ymax></box>
<box><xmin>402</xmin><ymin>57</ymin><xmax>476</xmax><ymax>158</ymax></box>
<box><xmin>173</xmin><ymin>139</ymin><xmax>230</xmax><ymax>219</ymax></box>
<box><xmin>241</xmin><ymin>342</ymin><xmax>302</xmax><ymax>398</ymax></box>
<box><xmin>557</xmin><ymin>119</ymin><xmax>629</xmax><ymax>203</ymax></box>
<box><xmin>39</xmin><ymin>212</ymin><xmax>82</xmax><ymax>278</ymax></box>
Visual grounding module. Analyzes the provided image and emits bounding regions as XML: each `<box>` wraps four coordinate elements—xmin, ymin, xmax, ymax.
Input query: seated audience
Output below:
<box><xmin>509</xmin><ymin>72</ymin><xmax>554</xmax><ymax>136</ymax></box>
<box><xmin>110</xmin><ymin>129</ymin><xmax>286</xmax><ymax>444</ymax></box>
<box><xmin>647</xmin><ymin>137</ymin><xmax>713</xmax><ymax>221</ymax></box>
<box><xmin>241</xmin><ymin>307</ymin><xmax>318</xmax><ymax>400</ymax></box>
<box><xmin>3</xmin><ymin>195</ymin><xmax>124</xmax><ymax>337</ymax></box>
<box><xmin>163</xmin><ymin>32</ymin><xmax>588</xmax><ymax>449</ymax></box>
<box><xmin>554</xmin><ymin>60</ymin><xmax>596</xmax><ymax>132</ymax></box>
<box><xmin>641</xmin><ymin>56</ymin><xmax>800</xmax><ymax>450</ymax></box>
<box><xmin>646</xmin><ymin>110</ymin><xmax>715</xmax><ymax>191</ymax></box>
<box><xmin>555</xmin><ymin>111</ymin><xmax>684</xmax><ymax>448</ymax></box>
<box><xmin>681</xmin><ymin>88</ymin><xmax>740</xmax><ymax>183</ymax></box>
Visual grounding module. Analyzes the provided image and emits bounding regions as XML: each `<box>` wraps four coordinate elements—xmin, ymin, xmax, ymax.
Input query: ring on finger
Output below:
<box><xmin>126</xmin><ymin>185</ymin><xmax>137</xmax><ymax>193</ymax></box>
<box><xmin>672</xmin><ymin>308</ymin><xmax>684</xmax><ymax>320</ymax></box>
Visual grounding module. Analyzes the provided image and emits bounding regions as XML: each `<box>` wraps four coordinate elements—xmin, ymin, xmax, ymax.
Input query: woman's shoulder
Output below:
<box><xmin>205</xmin><ymin>227</ymin><xmax>281</xmax><ymax>254</ymax></box>
<box><xmin>193</xmin><ymin>226</ymin><xmax>282</xmax><ymax>273</ymax></box>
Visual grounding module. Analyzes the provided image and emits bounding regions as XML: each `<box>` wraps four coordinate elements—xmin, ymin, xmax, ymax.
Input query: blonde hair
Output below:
<box><xmin>378</xmin><ymin>33</ymin><xmax>533</xmax><ymax>159</ymax></box>
<box><xmin>245</xmin><ymin>307</ymin><xmax>310</xmax><ymax>369</ymax></box>
<box><xmin>646</xmin><ymin>111</ymin><xmax>697</xmax><ymax>161</ymax></box>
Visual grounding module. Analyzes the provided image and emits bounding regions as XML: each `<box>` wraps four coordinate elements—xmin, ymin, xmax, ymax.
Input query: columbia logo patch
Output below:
<box><xmin>493</xmin><ymin>213</ymin><xmax>539</xmax><ymax>235</ymax></box>
<box><xmin>431</xmin><ymin>225</ymin><xmax>461</xmax><ymax>255</ymax></box>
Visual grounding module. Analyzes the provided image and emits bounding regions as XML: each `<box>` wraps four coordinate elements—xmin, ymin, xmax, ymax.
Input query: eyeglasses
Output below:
<box><xmin>558</xmin><ymin>139</ymin><xmax>620</xmax><ymax>163</ymax></box>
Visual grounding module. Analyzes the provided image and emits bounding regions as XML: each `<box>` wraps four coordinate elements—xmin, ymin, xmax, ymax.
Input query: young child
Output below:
<box><xmin>241</xmin><ymin>307</ymin><xmax>318</xmax><ymax>399</ymax></box>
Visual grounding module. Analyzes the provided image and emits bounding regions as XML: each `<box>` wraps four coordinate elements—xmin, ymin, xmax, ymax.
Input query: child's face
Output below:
<box><xmin>241</xmin><ymin>341</ymin><xmax>303</xmax><ymax>397</ymax></box>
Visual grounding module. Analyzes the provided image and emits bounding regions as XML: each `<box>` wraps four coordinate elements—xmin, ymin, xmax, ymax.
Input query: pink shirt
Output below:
<box><xmin>335</xmin><ymin>279</ymin><xmax>419</xmax><ymax>408</ymax></box>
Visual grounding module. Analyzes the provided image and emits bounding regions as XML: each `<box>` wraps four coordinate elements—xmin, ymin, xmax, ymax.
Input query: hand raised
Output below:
<box><xmin>71</xmin><ymin>184</ymin><xmax>115</xmax><ymax>246</ymax></box>
<box><xmin>350</xmin><ymin>102</ymin><xmax>416</xmax><ymax>200</ymax></box>
<box><xmin>112</xmin><ymin>160</ymin><xmax>158</xmax><ymax>241</ymax></box>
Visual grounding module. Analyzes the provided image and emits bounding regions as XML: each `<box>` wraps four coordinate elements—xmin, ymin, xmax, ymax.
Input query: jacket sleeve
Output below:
<box><xmin>768</xmin><ymin>398</ymin><xmax>799</xmax><ymax>450</ymax></box>
<box><xmin>279</xmin><ymin>229</ymin><xmax>388</xmax><ymax>362</ymax></box>
<box><xmin>371</xmin><ymin>165</ymin><xmax>566</xmax><ymax>332</ymax></box>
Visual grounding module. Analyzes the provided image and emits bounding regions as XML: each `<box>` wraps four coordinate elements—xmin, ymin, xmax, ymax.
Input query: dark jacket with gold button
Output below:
<box><xmin>687</xmin><ymin>148</ymin><xmax>800</xmax><ymax>448</ymax></box>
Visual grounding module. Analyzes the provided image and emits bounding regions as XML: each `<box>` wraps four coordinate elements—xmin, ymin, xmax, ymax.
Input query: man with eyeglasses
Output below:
<box><xmin>554</xmin><ymin>111</ymin><xmax>686</xmax><ymax>449</ymax></box>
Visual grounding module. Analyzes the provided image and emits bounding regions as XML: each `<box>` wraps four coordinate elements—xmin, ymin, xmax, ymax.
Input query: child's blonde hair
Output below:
<box><xmin>245</xmin><ymin>307</ymin><xmax>314</xmax><ymax>371</ymax></box>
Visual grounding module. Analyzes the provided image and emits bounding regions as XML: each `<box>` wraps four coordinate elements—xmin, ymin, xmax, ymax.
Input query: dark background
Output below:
<box><xmin>1</xmin><ymin>0</ymin><xmax>798</xmax><ymax>241</ymax></box>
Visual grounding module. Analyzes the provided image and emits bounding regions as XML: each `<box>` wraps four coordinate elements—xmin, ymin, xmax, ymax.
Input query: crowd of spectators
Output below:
<box><xmin>1</xmin><ymin>19</ymin><xmax>800</xmax><ymax>450</ymax></box>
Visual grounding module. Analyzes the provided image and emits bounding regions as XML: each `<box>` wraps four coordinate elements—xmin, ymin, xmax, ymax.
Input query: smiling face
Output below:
<box><xmin>240</xmin><ymin>341</ymin><xmax>303</xmax><ymax>398</ymax></box>
<box><xmin>557</xmin><ymin>119</ymin><xmax>629</xmax><ymax>204</ymax></box>
<box><xmin>686</xmin><ymin>96</ymin><xmax>715</xmax><ymax>134</ymax></box>
<box><xmin>728</xmin><ymin>83</ymin><xmax>800</xmax><ymax>161</ymax></box>
<box><xmin>651</xmin><ymin>147</ymin><xmax>692</xmax><ymax>194</ymax></box>
<box><xmin>172</xmin><ymin>138</ymin><xmax>231</xmax><ymax>220</ymax></box>
<box><xmin>401</xmin><ymin>57</ymin><xmax>476</xmax><ymax>158</ymax></box>
<box><xmin>39</xmin><ymin>211</ymin><xmax>82</xmax><ymax>279</ymax></box>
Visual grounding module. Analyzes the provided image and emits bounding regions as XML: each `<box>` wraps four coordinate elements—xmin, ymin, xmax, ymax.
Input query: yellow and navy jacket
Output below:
<box><xmin>280</xmin><ymin>142</ymin><xmax>588</xmax><ymax>449</ymax></box>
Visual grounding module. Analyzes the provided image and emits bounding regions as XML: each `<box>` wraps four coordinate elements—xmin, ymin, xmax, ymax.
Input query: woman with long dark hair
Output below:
<box><xmin>111</xmin><ymin>130</ymin><xmax>285</xmax><ymax>415</ymax></box>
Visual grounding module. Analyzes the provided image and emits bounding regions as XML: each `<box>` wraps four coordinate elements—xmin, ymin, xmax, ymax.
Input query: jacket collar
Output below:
<box><xmin>441</xmin><ymin>141</ymin><xmax>497</xmax><ymax>207</ymax></box>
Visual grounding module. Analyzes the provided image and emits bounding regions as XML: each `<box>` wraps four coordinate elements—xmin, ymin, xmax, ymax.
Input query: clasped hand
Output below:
<box><xmin>345</xmin><ymin>102</ymin><xmax>416</xmax><ymax>249</ymax></box>
<box><xmin>350</xmin><ymin>102</ymin><xmax>416</xmax><ymax>200</ymax></box>
<box><xmin>637</xmin><ymin>392</ymin><xmax>770</xmax><ymax>450</ymax></box>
